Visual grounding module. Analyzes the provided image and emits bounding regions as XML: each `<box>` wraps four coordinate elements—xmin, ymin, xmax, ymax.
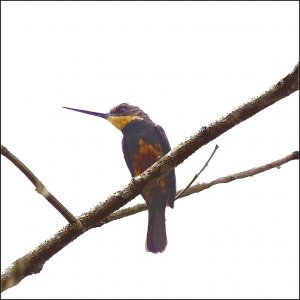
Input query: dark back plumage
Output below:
<box><xmin>117</xmin><ymin>103</ymin><xmax>176</xmax><ymax>252</ymax></box>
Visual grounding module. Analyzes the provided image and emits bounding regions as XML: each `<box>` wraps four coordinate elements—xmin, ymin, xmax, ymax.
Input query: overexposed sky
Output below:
<box><xmin>1</xmin><ymin>1</ymin><xmax>299</xmax><ymax>298</ymax></box>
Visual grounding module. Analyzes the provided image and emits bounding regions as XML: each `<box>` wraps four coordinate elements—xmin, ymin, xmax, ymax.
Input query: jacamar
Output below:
<box><xmin>63</xmin><ymin>103</ymin><xmax>176</xmax><ymax>253</ymax></box>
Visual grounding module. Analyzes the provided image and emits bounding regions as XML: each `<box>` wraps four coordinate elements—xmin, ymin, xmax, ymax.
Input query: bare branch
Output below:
<box><xmin>1</xmin><ymin>145</ymin><xmax>82</xmax><ymax>229</ymax></box>
<box><xmin>98</xmin><ymin>150</ymin><xmax>299</xmax><ymax>226</ymax></box>
<box><xmin>177</xmin><ymin>150</ymin><xmax>299</xmax><ymax>198</ymax></box>
<box><xmin>1</xmin><ymin>63</ymin><xmax>299</xmax><ymax>292</ymax></box>
<box><xmin>175</xmin><ymin>144</ymin><xmax>219</xmax><ymax>200</ymax></box>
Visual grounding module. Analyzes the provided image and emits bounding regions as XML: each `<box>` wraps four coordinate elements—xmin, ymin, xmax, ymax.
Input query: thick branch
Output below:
<box><xmin>1</xmin><ymin>145</ymin><xmax>82</xmax><ymax>228</ymax></box>
<box><xmin>1</xmin><ymin>63</ymin><xmax>299</xmax><ymax>292</ymax></box>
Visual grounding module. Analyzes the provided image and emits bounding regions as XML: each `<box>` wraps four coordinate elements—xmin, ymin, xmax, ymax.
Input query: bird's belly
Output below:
<box><xmin>132</xmin><ymin>138</ymin><xmax>169</xmax><ymax>204</ymax></box>
<box><xmin>133</xmin><ymin>138</ymin><xmax>163</xmax><ymax>175</ymax></box>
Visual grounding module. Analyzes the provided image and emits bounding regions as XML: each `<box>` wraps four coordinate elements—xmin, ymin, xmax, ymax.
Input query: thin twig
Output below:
<box><xmin>178</xmin><ymin>150</ymin><xmax>300</xmax><ymax>198</ymax></box>
<box><xmin>175</xmin><ymin>144</ymin><xmax>219</xmax><ymax>200</ymax></box>
<box><xmin>1</xmin><ymin>145</ymin><xmax>82</xmax><ymax>229</ymax></box>
<box><xmin>1</xmin><ymin>63</ymin><xmax>298</xmax><ymax>292</ymax></box>
<box><xmin>97</xmin><ymin>150</ymin><xmax>299</xmax><ymax>226</ymax></box>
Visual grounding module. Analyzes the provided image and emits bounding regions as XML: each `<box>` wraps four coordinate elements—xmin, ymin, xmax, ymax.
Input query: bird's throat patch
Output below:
<box><xmin>108</xmin><ymin>116</ymin><xmax>142</xmax><ymax>130</ymax></box>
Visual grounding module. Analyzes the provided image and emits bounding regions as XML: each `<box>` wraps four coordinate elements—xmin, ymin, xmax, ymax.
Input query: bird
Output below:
<box><xmin>62</xmin><ymin>103</ymin><xmax>176</xmax><ymax>253</ymax></box>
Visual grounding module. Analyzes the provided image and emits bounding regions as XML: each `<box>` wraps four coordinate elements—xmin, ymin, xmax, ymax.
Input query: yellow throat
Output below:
<box><xmin>107</xmin><ymin>115</ymin><xmax>142</xmax><ymax>130</ymax></box>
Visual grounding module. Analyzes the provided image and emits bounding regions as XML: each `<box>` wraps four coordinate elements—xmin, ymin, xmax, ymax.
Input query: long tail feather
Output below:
<box><xmin>146</xmin><ymin>207</ymin><xmax>167</xmax><ymax>253</ymax></box>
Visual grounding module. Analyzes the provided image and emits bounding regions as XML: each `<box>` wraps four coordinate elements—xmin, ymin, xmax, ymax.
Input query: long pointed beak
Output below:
<box><xmin>62</xmin><ymin>106</ymin><xmax>108</xmax><ymax>119</ymax></box>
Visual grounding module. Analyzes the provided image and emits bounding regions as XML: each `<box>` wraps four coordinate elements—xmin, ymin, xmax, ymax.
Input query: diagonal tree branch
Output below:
<box><xmin>1</xmin><ymin>63</ymin><xmax>299</xmax><ymax>292</ymax></box>
<box><xmin>99</xmin><ymin>150</ymin><xmax>299</xmax><ymax>225</ymax></box>
<box><xmin>1</xmin><ymin>145</ymin><xmax>82</xmax><ymax>229</ymax></box>
<box><xmin>178</xmin><ymin>150</ymin><xmax>300</xmax><ymax>198</ymax></box>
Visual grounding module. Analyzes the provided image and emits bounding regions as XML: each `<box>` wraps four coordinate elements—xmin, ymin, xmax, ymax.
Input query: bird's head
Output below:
<box><xmin>62</xmin><ymin>103</ymin><xmax>151</xmax><ymax>131</ymax></box>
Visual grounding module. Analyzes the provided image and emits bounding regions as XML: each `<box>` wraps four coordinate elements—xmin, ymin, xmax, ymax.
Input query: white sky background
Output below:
<box><xmin>1</xmin><ymin>1</ymin><xmax>299</xmax><ymax>299</ymax></box>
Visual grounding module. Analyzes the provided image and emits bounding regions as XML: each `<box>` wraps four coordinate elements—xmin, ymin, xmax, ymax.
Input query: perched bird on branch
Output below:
<box><xmin>63</xmin><ymin>103</ymin><xmax>176</xmax><ymax>253</ymax></box>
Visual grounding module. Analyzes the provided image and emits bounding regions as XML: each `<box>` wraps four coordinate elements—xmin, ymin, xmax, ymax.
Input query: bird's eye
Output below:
<box><xmin>118</xmin><ymin>107</ymin><xmax>126</xmax><ymax>114</ymax></box>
